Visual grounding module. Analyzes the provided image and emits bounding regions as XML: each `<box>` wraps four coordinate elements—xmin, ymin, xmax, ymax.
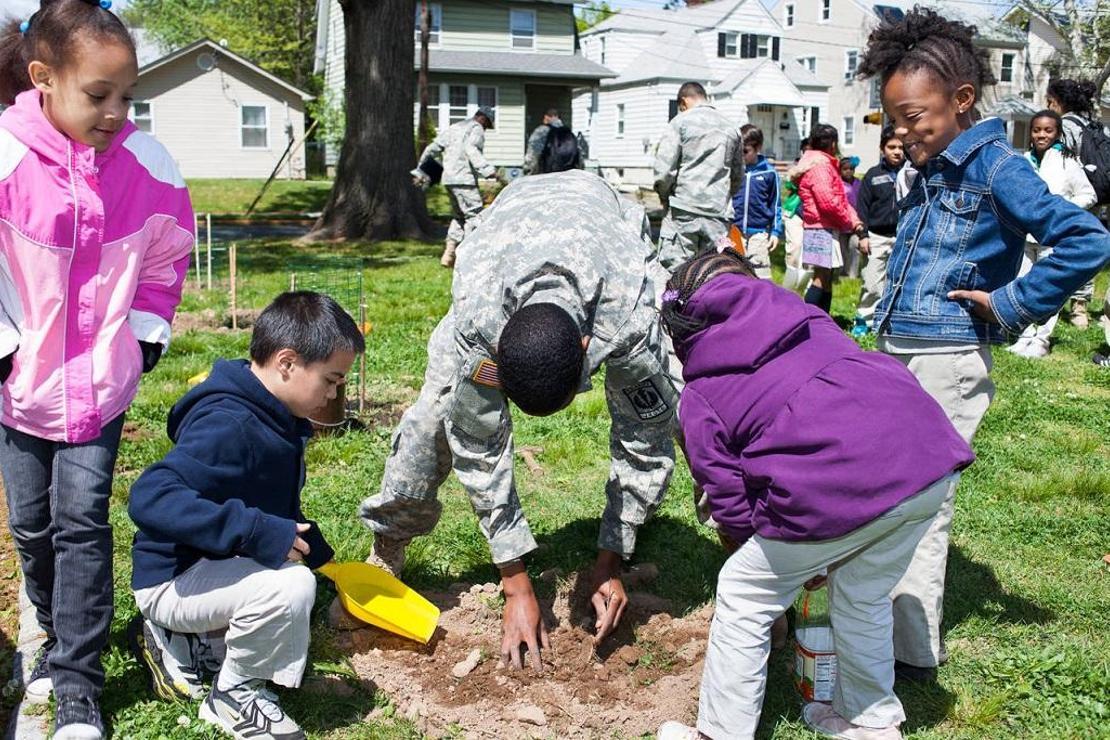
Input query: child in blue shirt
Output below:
<box><xmin>730</xmin><ymin>125</ymin><xmax>782</xmax><ymax>280</ymax></box>
<box><xmin>847</xmin><ymin>6</ymin><xmax>1110</xmax><ymax>716</ymax></box>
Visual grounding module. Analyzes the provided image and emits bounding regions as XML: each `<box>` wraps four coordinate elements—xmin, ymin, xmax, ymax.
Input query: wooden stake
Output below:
<box><xmin>290</xmin><ymin>273</ymin><xmax>297</xmax><ymax>291</ymax></box>
<box><xmin>229</xmin><ymin>242</ymin><xmax>238</xmax><ymax>330</ymax></box>
<box><xmin>358</xmin><ymin>302</ymin><xmax>368</xmax><ymax>415</ymax></box>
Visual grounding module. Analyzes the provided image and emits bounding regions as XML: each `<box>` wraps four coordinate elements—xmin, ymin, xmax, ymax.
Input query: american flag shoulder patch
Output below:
<box><xmin>471</xmin><ymin>359</ymin><xmax>501</xmax><ymax>388</ymax></box>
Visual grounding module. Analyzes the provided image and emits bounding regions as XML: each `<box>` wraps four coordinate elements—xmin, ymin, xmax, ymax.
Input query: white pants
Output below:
<box><xmin>134</xmin><ymin>558</ymin><xmax>317</xmax><ymax>688</ymax></box>
<box><xmin>782</xmin><ymin>214</ymin><xmax>812</xmax><ymax>294</ymax></box>
<box><xmin>743</xmin><ymin>232</ymin><xmax>774</xmax><ymax>281</ymax></box>
<box><xmin>697</xmin><ymin>475</ymin><xmax>957</xmax><ymax>740</ymax></box>
<box><xmin>1015</xmin><ymin>242</ymin><xmax>1061</xmax><ymax>348</ymax></box>
<box><xmin>888</xmin><ymin>349</ymin><xmax>994</xmax><ymax>667</ymax></box>
<box><xmin>855</xmin><ymin>233</ymin><xmax>895</xmax><ymax>322</ymax></box>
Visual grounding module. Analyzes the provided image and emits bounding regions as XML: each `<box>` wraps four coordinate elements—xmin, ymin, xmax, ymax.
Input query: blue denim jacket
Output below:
<box><xmin>875</xmin><ymin>118</ymin><xmax>1110</xmax><ymax>344</ymax></box>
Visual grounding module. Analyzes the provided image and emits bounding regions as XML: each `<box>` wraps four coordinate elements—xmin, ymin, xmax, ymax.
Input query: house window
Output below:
<box><xmin>869</xmin><ymin>78</ymin><xmax>882</xmax><ymax>108</ymax></box>
<box><xmin>724</xmin><ymin>32</ymin><xmax>738</xmax><ymax>57</ymax></box>
<box><xmin>720</xmin><ymin>33</ymin><xmax>772</xmax><ymax>59</ymax></box>
<box><xmin>843</xmin><ymin>116</ymin><xmax>855</xmax><ymax>146</ymax></box>
<box><xmin>510</xmin><ymin>9</ymin><xmax>535</xmax><ymax>50</ymax></box>
<box><xmin>616</xmin><ymin>103</ymin><xmax>625</xmax><ymax>138</ymax></box>
<box><xmin>131</xmin><ymin>101</ymin><xmax>153</xmax><ymax>133</ymax></box>
<box><xmin>844</xmin><ymin>49</ymin><xmax>859</xmax><ymax>81</ymax></box>
<box><xmin>423</xmin><ymin>84</ymin><xmax>440</xmax><ymax>128</ymax></box>
<box><xmin>413</xmin><ymin>3</ymin><xmax>442</xmax><ymax>45</ymax></box>
<box><xmin>448</xmin><ymin>85</ymin><xmax>468</xmax><ymax>125</ymax></box>
<box><xmin>241</xmin><ymin>105</ymin><xmax>268</xmax><ymax>148</ymax></box>
<box><xmin>820</xmin><ymin>0</ymin><xmax>831</xmax><ymax>22</ymax></box>
<box><xmin>600</xmin><ymin>36</ymin><xmax>606</xmax><ymax>65</ymax></box>
<box><xmin>1000</xmin><ymin>52</ymin><xmax>1015</xmax><ymax>83</ymax></box>
<box><xmin>756</xmin><ymin>35</ymin><xmax>770</xmax><ymax>58</ymax></box>
<box><xmin>798</xmin><ymin>56</ymin><xmax>817</xmax><ymax>74</ymax></box>
<box><xmin>476</xmin><ymin>86</ymin><xmax>497</xmax><ymax>129</ymax></box>
<box><xmin>785</xmin><ymin>3</ymin><xmax>795</xmax><ymax>27</ymax></box>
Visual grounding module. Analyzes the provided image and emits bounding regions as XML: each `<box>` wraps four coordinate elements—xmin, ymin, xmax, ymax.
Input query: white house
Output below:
<box><xmin>132</xmin><ymin>39</ymin><xmax>313</xmax><ymax>179</ymax></box>
<box><xmin>314</xmin><ymin>0</ymin><xmax>613</xmax><ymax>169</ymax></box>
<box><xmin>574</xmin><ymin>0</ymin><xmax>828</xmax><ymax>187</ymax></box>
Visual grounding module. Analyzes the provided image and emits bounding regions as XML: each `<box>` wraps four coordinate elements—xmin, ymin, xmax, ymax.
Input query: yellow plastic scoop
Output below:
<box><xmin>318</xmin><ymin>561</ymin><xmax>440</xmax><ymax>644</ymax></box>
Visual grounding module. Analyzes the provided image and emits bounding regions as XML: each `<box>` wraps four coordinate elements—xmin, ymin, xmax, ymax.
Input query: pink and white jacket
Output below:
<box><xmin>793</xmin><ymin>149</ymin><xmax>860</xmax><ymax>233</ymax></box>
<box><xmin>0</xmin><ymin>90</ymin><xmax>193</xmax><ymax>443</ymax></box>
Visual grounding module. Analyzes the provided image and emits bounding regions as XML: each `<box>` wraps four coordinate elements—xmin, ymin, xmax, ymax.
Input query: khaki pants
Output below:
<box><xmin>1015</xmin><ymin>243</ymin><xmax>1061</xmax><ymax>349</ymax></box>
<box><xmin>782</xmin><ymin>213</ymin><xmax>812</xmax><ymax>294</ymax></box>
<box><xmin>697</xmin><ymin>475</ymin><xmax>957</xmax><ymax>739</ymax></box>
<box><xmin>657</xmin><ymin>208</ymin><xmax>728</xmax><ymax>274</ymax></box>
<box><xmin>742</xmin><ymin>232</ymin><xmax>774</xmax><ymax>280</ymax></box>
<box><xmin>855</xmin><ymin>233</ymin><xmax>895</xmax><ymax>322</ymax></box>
<box><xmin>839</xmin><ymin>233</ymin><xmax>861</xmax><ymax>278</ymax></box>
<box><xmin>134</xmin><ymin>558</ymin><xmax>317</xmax><ymax>688</ymax></box>
<box><xmin>446</xmin><ymin>185</ymin><xmax>483</xmax><ymax>244</ymax></box>
<box><xmin>887</xmin><ymin>348</ymin><xmax>994</xmax><ymax>667</ymax></box>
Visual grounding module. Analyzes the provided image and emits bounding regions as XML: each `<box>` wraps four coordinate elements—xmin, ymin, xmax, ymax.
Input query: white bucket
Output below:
<box><xmin>794</xmin><ymin>625</ymin><xmax>837</xmax><ymax>702</ymax></box>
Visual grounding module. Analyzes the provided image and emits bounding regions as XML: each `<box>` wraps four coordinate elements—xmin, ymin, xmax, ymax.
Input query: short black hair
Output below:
<box><xmin>677</xmin><ymin>81</ymin><xmax>707</xmax><ymax>101</ymax></box>
<box><xmin>1046</xmin><ymin>78</ymin><xmax>1096</xmax><ymax>117</ymax></box>
<box><xmin>809</xmin><ymin>123</ymin><xmax>839</xmax><ymax>153</ymax></box>
<box><xmin>538</xmin><ymin>126</ymin><xmax>581</xmax><ymax>174</ymax></box>
<box><xmin>880</xmin><ymin>124</ymin><xmax>899</xmax><ymax>147</ymax></box>
<box><xmin>250</xmin><ymin>291</ymin><xmax>365</xmax><ymax>365</ymax></box>
<box><xmin>544</xmin><ymin>108</ymin><xmax>559</xmax><ymax>118</ymax></box>
<box><xmin>496</xmin><ymin>303</ymin><xmax>583</xmax><ymax>416</ymax></box>
<box><xmin>741</xmin><ymin>124</ymin><xmax>764</xmax><ymax>149</ymax></box>
<box><xmin>857</xmin><ymin>6</ymin><xmax>994</xmax><ymax>101</ymax></box>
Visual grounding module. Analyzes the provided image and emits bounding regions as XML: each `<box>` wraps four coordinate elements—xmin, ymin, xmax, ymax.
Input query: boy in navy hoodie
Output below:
<box><xmin>127</xmin><ymin>292</ymin><xmax>364</xmax><ymax>740</ymax></box>
<box><xmin>730</xmin><ymin>125</ymin><xmax>782</xmax><ymax>280</ymax></box>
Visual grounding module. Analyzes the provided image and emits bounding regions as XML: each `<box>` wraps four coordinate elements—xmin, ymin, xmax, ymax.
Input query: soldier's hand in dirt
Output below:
<box><xmin>590</xmin><ymin>550</ymin><xmax>629</xmax><ymax>645</ymax></box>
<box><xmin>287</xmin><ymin>522</ymin><xmax>312</xmax><ymax>562</ymax></box>
<box><xmin>499</xmin><ymin>562</ymin><xmax>550</xmax><ymax>672</ymax></box>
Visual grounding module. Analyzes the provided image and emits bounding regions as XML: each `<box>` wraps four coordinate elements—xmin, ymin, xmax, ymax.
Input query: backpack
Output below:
<box><xmin>1064</xmin><ymin>114</ymin><xmax>1110</xmax><ymax>205</ymax></box>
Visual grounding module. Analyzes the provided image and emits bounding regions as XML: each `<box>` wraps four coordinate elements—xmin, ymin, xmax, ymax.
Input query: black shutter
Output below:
<box><xmin>740</xmin><ymin>33</ymin><xmax>753</xmax><ymax>59</ymax></box>
<box><xmin>669</xmin><ymin>100</ymin><xmax>679</xmax><ymax>121</ymax></box>
<box><xmin>717</xmin><ymin>32</ymin><xmax>727</xmax><ymax>58</ymax></box>
<box><xmin>772</xmin><ymin>36</ymin><xmax>780</xmax><ymax>61</ymax></box>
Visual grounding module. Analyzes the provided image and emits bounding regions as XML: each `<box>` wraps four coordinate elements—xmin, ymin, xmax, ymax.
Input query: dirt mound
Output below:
<box><xmin>340</xmin><ymin>572</ymin><xmax>713</xmax><ymax>738</ymax></box>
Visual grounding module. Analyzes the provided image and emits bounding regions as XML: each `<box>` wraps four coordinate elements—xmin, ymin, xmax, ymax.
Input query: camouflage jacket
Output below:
<box><xmin>653</xmin><ymin>104</ymin><xmax>744</xmax><ymax>218</ymax></box>
<box><xmin>420</xmin><ymin>118</ymin><xmax>496</xmax><ymax>187</ymax></box>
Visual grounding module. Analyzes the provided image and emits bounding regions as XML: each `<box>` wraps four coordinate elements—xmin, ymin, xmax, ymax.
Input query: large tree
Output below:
<box><xmin>305</xmin><ymin>0</ymin><xmax>436</xmax><ymax>242</ymax></box>
<box><xmin>1011</xmin><ymin>0</ymin><xmax>1110</xmax><ymax>99</ymax></box>
<box><xmin>125</xmin><ymin>0</ymin><xmax>319</xmax><ymax>92</ymax></box>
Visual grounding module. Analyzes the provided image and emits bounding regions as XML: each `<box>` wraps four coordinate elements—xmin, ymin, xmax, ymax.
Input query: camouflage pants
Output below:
<box><xmin>446</xmin><ymin>185</ymin><xmax>483</xmax><ymax>244</ymax></box>
<box><xmin>657</xmin><ymin>208</ymin><xmax>729</xmax><ymax>274</ymax></box>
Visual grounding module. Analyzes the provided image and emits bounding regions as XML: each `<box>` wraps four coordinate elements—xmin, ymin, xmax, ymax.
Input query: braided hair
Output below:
<box><xmin>857</xmin><ymin>6</ymin><xmax>994</xmax><ymax>101</ymax></box>
<box><xmin>660</xmin><ymin>248</ymin><xmax>756</xmax><ymax>343</ymax></box>
<box><xmin>1</xmin><ymin>0</ymin><xmax>133</xmax><ymax>105</ymax></box>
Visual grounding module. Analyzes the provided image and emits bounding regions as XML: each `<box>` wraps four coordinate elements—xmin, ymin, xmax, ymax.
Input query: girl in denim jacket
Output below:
<box><xmin>857</xmin><ymin>8</ymin><xmax>1109</xmax><ymax>682</ymax></box>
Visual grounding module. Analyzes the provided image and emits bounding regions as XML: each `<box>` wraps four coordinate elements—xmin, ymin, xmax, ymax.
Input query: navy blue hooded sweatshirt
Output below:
<box><xmin>731</xmin><ymin>155</ymin><xmax>783</xmax><ymax>238</ymax></box>
<box><xmin>129</xmin><ymin>359</ymin><xmax>334</xmax><ymax>590</ymax></box>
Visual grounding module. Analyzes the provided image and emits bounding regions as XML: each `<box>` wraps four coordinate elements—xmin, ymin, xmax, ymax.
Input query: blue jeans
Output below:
<box><xmin>0</xmin><ymin>414</ymin><xmax>125</xmax><ymax>699</ymax></box>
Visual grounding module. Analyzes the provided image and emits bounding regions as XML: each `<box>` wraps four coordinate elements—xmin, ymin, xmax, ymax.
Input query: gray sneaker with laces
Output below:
<box><xmin>128</xmin><ymin>615</ymin><xmax>221</xmax><ymax>701</ymax></box>
<box><xmin>200</xmin><ymin>679</ymin><xmax>305</xmax><ymax>740</ymax></box>
<box><xmin>53</xmin><ymin>695</ymin><xmax>103</xmax><ymax>740</ymax></box>
<box><xmin>24</xmin><ymin>646</ymin><xmax>52</xmax><ymax>705</ymax></box>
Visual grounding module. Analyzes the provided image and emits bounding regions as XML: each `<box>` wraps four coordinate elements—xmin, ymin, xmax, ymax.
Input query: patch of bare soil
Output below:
<box><xmin>172</xmin><ymin>308</ymin><xmax>258</xmax><ymax>333</ymax></box>
<box><xmin>341</xmin><ymin>571</ymin><xmax>712</xmax><ymax>738</ymax></box>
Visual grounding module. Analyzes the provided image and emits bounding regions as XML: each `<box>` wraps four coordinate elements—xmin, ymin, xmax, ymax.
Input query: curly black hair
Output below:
<box><xmin>497</xmin><ymin>302</ymin><xmax>584</xmax><ymax>416</ymax></box>
<box><xmin>1046</xmin><ymin>78</ymin><xmax>1097</xmax><ymax>117</ymax></box>
<box><xmin>660</xmin><ymin>248</ymin><xmax>756</xmax><ymax>343</ymax></box>
<box><xmin>857</xmin><ymin>6</ymin><xmax>995</xmax><ymax>98</ymax></box>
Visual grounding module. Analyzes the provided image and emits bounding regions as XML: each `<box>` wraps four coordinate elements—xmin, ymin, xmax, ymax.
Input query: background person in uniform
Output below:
<box><xmin>653</xmin><ymin>81</ymin><xmax>744</xmax><ymax>272</ymax></box>
<box><xmin>523</xmin><ymin>108</ymin><xmax>563</xmax><ymax>175</ymax></box>
<box><xmin>360</xmin><ymin>170</ymin><xmax>678</xmax><ymax>671</ymax></box>
<box><xmin>416</xmin><ymin>106</ymin><xmax>497</xmax><ymax>268</ymax></box>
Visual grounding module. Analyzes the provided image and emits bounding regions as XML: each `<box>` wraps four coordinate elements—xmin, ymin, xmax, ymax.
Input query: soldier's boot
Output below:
<box><xmin>366</xmin><ymin>535</ymin><xmax>410</xmax><ymax>577</ymax></box>
<box><xmin>1070</xmin><ymin>299</ymin><xmax>1090</xmax><ymax>330</ymax></box>
<box><xmin>440</xmin><ymin>240</ymin><xmax>459</xmax><ymax>268</ymax></box>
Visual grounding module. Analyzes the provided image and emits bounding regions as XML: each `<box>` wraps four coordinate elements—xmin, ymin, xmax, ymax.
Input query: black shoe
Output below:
<box><xmin>1093</xmin><ymin>352</ymin><xmax>1110</xmax><ymax>368</ymax></box>
<box><xmin>894</xmin><ymin>660</ymin><xmax>937</xmax><ymax>683</ymax></box>
<box><xmin>24</xmin><ymin>646</ymin><xmax>52</xmax><ymax>704</ymax></box>
<box><xmin>54</xmin><ymin>695</ymin><xmax>104</xmax><ymax>740</ymax></box>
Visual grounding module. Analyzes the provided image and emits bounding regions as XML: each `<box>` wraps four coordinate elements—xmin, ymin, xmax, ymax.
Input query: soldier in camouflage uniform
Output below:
<box><xmin>522</xmin><ymin>108</ymin><xmax>563</xmax><ymax>175</ymax></box>
<box><xmin>653</xmin><ymin>82</ymin><xmax>745</xmax><ymax>273</ymax></box>
<box><xmin>360</xmin><ymin>169</ymin><xmax>679</xmax><ymax>667</ymax></box>
<box><xmin>417</xmin><ymin>107</ymin><xmax>497</xmax><ymax>268</ymax></box>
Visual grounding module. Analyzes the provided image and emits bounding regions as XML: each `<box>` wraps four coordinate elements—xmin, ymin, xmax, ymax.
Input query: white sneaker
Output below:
<box><xmin>1012</xmin><ymin>338</ymin><xmax>1049</xmax><ymax>359</ymax></box>
<box><xmin>657</xmin><ymin>721</ymin><xmax>701</xmax><ymax>740</ymax></box>
<box><xmin>803</xmin><ymin>703</ymin><xmax>902</xmax><ymax>739</ymax></box>
<box><xmin>200</xmin><ymin>678</ymin><xmax>305</xmax><ymax>740</ymax></box>
<box><xmin>24</xmin><ymin>647</ymin><xmax>52</xmax><ymax>704</ymax></box>
<box><xmin>1006</xmin><ymin>337</ymin><xmax>1031</xmax><ymax>355</ymax></box>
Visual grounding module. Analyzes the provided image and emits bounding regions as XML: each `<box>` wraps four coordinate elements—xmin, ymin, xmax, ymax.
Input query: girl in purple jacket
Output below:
<box><xmin>655</xmin><ymin>250</ymin><xmax>973</xmax><ymax>740</ymax></box>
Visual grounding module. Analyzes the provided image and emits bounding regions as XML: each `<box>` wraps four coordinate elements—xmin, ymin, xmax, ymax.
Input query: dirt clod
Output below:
<box><xmin>327</xmin><ymin>597</ymin><xmax>363</xmax><ymax>632</ymax></box>
<box><xmin>452</xmin><ymin>649</ymin><xmax>483</xmax><ymax>678</ymax></box>
<box><xmin>515</xmin><ymin>704</ymin><xmax>548</xmax><ymax>726</ymax></box>
<box><xmin>615</xmin><ymin>645</ymin><xmax>641</xmax><ymax>666</ymax></box>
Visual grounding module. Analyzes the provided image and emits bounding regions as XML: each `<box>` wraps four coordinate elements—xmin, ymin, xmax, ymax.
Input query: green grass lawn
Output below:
<box><xmin>8</xmin><ymin>239</ymin><xmax>1110</xmax><ymax>738</ymax></box>
<box><xmin>186</xmin><ymin>179</ymin><xmax>334</xmax><ymax>215</ymax></box>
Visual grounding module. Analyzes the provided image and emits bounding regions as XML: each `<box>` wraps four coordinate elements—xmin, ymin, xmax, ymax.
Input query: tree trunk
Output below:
<box><xmin>305</xmin><ymin>0</ymin><xmax>437</xmax><ymax>242</ymax></box>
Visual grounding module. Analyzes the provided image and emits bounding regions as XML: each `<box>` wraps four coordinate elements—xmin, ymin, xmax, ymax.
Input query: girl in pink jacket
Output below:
<box><xmin>0</xmin><ymin>2</ymin><xmax>192</xmax><ymax>736</ymax></box>
<box><xmin>792</xmin><ymin>123</ymin><xmax>865</xmax><ymax>313</ymax></box>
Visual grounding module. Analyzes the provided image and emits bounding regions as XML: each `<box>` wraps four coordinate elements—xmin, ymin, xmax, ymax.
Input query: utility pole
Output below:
<box><xmin>417</xmin><ymin>0</ymin><xmax>432</xmax><ymax>153</ymax></box>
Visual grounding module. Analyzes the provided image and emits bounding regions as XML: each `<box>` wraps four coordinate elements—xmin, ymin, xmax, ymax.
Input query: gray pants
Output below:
<box><xmin>134</xmin><ymin>558</ymin><xmax>317</xmax><ymax>688</ymax></box>
<box><xmin>698</xmin><ymin>475</ymin><xmax>956</xmax><ymax>739</ymax></box>
<box><xmin>887</xmin><ymin>348</ymin><xmax>994</xmax><ymax>667</ymax></box>
<box><xmin>782</xmin><ymin>213</ymin><xmax>812</xmax><ymax>294</ymax></box>
<box><xmin>855</xmin><ymin>233</ymin><xmax>895</xmax><ymax>322</ymax></box>
<box><xmin>657</xmin><ymin>208</ymin><xmax>728</xmax><ymax>273</ymax></box>
<box><xmin>446</xmin><ymin>185</ymin><xmax>483</xmax><ymax>244</ymax></box>
<box><xmin>839</xmin><ymin>233</ymin><xmax>861</xmax><ymax>278</ymax></box>
<box><xmin>742</xmin><ymin>232</ymin><xmax>774</xmax><ymax>281</ymax></box>
<box><xmin>0</xmin><ymin>414</ymin><xmax>125</xmax><ymax>699</ymax></box>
